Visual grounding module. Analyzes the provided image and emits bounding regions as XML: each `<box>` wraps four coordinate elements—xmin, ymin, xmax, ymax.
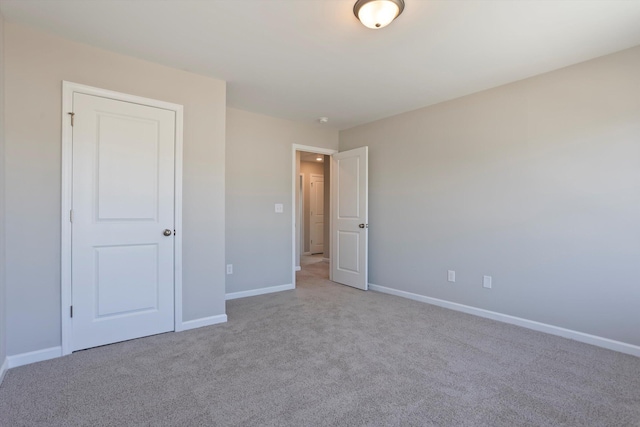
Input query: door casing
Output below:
<box><xmin>61</xmin><ymin>81</ymin><xmax>184</xmax><ymax>356</ymax></box>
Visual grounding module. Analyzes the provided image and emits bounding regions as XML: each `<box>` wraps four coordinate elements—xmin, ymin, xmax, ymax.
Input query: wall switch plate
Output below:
<box><xmin>483</xmin><ymin>275</ymin><xmax>492</xmax><ymax>289</ymax></box>
<box><xmin>226</xmin><ymin>264</ymin><xmax>233</xmax><ymax>275</ymax></box>
<box><xmin>447</xmin><ymin>270</ymin><xmax>455</xmax><ymax>282</ymax></box>
<box><xmin>275</xmin><ymin>203</ymin><xmax>284</xmax><ymax>213</ymax></box>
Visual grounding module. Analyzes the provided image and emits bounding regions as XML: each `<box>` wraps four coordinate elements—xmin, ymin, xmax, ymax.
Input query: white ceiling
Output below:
<box><xmin>1</xmin><ymin>0</ymin><xmax>640</xmax><ymax>130</ymax></box>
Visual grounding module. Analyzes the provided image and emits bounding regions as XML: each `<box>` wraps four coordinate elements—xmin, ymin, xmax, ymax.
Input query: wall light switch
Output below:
<box><xmin>447</xmin><ymin>270</ymin><xmax>455</xmax><ymax>282</ymax></box>
<box><xmin>483</xmin><ymin>275</ymin><xmax>492</xmax><ymax>289</ymax></box>
<box><xmin>275</xmin><ymin>203</ymin><xmax>284</xmax><ymax>213</ymax></box>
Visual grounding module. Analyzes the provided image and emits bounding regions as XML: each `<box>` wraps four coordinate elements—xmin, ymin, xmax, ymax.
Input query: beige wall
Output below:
<box><xmin>4</xmin><ymin>22</ymin><xmax>227</xmax><ymax>356</ymax></box>
<box><xmin>0</xmin><ymin>11</ymin><xmax>6</xmax><ymax>368</ymax></box>
<box><xmin>226</xmin><ymin>108</ymin><xmax>338</xmax><ymax>294</ymax></box>
<box><xmin>340</xmin><ymin>46</ymin><xmax>640</xmax><ymax>346</ymax></box>
<box><xmin>300</xmin><ymin>161</ymin><xmax>324</xmax><ymax>253</ymax></box>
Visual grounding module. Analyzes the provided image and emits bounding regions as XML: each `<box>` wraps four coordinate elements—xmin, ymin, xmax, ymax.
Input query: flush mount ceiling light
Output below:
<box><xmin>354</xmin><ymin>0</ymin><xmax>405</xmax><ymax>29</ymax></box>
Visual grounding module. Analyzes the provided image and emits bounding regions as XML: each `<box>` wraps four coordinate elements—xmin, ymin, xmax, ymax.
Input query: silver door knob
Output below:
<box><xmin>163</xmin><ymin>229</ymin><xmax>172</xmax><ymax>236</ymax></box>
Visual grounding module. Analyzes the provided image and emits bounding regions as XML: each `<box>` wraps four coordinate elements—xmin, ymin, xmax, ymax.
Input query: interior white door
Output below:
<box><xmin>331</xmin><ymin>146</ymin><xmax>368</xmax><ymax>290</ymax></box>
<box><xmin>71</xmin><ymin>92</ymin><xmax>176</xmax><ymax>351</ymax></box>
<box><xmin>310</xmin><ymin>174</ymin><xmax>324</xmax><ymax>254</ymax></box>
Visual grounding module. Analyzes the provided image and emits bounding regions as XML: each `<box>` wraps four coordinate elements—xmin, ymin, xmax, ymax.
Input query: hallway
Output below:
<box><xmin>298</xmin><ymin>254</ymin><xmax>329</xmax><ymax>284</ymax></box>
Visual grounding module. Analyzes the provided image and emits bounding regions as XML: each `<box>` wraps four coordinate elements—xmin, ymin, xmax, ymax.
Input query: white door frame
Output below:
<box><xmin>297</xmin><ymin>173</ymin><xmax>304</xmax><ymax>271</ymax></box>
<box><xmin>61</xmin><ymin>81</ymin><xmax>184</xmax><ymax>356</ymax></box>
<box><xmin>291</xmin><ymin>144</ymin><xmax>336</xmax><ymax>287</ymax></box>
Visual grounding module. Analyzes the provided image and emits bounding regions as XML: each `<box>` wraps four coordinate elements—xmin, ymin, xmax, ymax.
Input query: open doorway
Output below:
<box><xmin>292</xmin><ymin>144</ymin><xmax>370</xmax><ymax>291</ymax></box>
<box><xmin>292</xmin><ymin>145</ymin><xmax>337</xmax><ymax>287</ymax></box>
<box><xmin>301</xmin><ymin>154</ymin><xmax>325</xmax><ymax>256</ymax></box>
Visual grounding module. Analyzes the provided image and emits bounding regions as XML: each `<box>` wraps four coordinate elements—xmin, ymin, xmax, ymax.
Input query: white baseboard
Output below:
<box><xmin>295</xmin><ymin>266</ymin><xmax>301</xmax><ymax>271</ymax></box>
<box><xmin>369</xmin><ymin>283</ymin><xmax>640</xmax><ymax>358</ymax></box>
<box><xmin>226</xmin><ymin>283</ymin><xmax>294</xmax><ymax>300</ymax></box>
<box><xmin>2</xmin><ymin>315</ymin><xmax>228</xmax><ymax>372</ymax></box>
<box><xmin>7</xmin><ymin>346</ymin><xmax>63</xmax><ymax>369</ymax></box>
<box><xmin>181</xmin><ymin>314</ymin><xmax>228</xmax><ymax>331</ymax></box>
<box><xmin>0</xmin><ymin>357</ymin><xmax>8</xmax><ymax>384</ymax></box>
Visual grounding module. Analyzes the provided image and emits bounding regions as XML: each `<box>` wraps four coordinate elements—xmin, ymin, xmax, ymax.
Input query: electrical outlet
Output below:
<box><xmin>447</xmin><ymin>270</ymin><xmax>455</xmax><ymax>282</ymax></box>
<box><xmin>483</xmin><ymin>275</ymin><xmax>492</xmax><ymax>289</ymax></box>
<box><xmin>275</xmin><ymin>203</ymin><xmax>284</xmax><ymax>213</ymax></box>
<box><xmin>226</xmin><ymin>264</ymin><xmax>233</xmax><ymax>275</ymax></box>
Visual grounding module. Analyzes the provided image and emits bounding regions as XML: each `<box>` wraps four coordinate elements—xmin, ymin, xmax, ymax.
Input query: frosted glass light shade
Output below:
<box><xmin>354</xmin><ymin>0</ymin><xmax>405</xmax><ymax>29</ymax></box>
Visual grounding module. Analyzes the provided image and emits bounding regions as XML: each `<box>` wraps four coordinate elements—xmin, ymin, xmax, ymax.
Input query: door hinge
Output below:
<box><xmin>70</xmin><ymin>209</ymin><xmax>73</xmax><ymax>223</ymax></box>
<box><xmin>70</xmin><ymin>305</ymin><xmax>73</xmax><ymax>318</ymax></box>
<box><xmin>68</xmin><ymin>112</ymin><xmax>75</xmax><ymax>126</ymax></box>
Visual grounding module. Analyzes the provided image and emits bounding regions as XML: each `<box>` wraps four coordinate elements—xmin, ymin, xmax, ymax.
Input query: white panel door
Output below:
<box><xmin>72</xmin><ymin>93</ymin><xmax>176</xmax><ymax>351</ymax></box>
<box><xmin>310</xmin><ymin>174</ymin><xmax>324</xmax><ymax>254</ymax></box>
<box><xmin>331</xmin><ymin>146</ymin><xmax>368</xmax><ymax>290</ymax></box>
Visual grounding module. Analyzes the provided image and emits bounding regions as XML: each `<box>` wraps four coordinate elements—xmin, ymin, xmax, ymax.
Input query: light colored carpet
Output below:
<box><xmin>1</xmin><ymin>262</ymin><xmax>639</xmax><ymax>426</ymax></box>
